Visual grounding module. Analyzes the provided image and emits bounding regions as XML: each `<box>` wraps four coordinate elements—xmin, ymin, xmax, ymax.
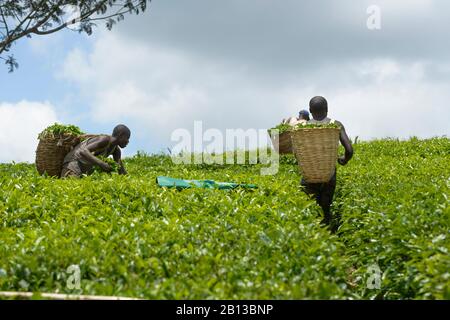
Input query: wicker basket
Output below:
<box><xmin>270</xmin><ymin>131</ymin><xmax>293</xmax><ymax>154</ymax></box>
<box><xmin>291</xmin><ymin>127</ymin><xmax>340</xmax><ymax>183</ymax></box>
<box><xmin>35</xmin><ymin>134</ymin><xmax>94</xmax><ymax>177</ymax></box>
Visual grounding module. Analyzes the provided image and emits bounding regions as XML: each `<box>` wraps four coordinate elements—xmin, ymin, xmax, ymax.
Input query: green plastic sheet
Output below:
<box><xmin>156</xmin><ymin>176</ymin><xmax>258</xmax><ymax>190</ymax></box>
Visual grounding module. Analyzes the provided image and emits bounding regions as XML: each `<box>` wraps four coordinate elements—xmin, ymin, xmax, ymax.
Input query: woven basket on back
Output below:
<box><xmin>35</xmin><ymin>134</ymin><xmax>96</xmax><ymax>177</ymax></box>
<box><xmin>291</xmin><ymin>127</ymin><xmax>340</xmax><ymax>183</ymax></box>
<box><xmin>270</xmin><ymin>131</ymin><xmax>293</xmax><ymax>154</ymax></box>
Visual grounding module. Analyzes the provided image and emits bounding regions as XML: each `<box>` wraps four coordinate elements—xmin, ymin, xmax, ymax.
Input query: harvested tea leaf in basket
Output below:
<box><xmin>267</xmin><ymin>123</ymin><xmax>295</xmax><ymax>154</ymax></box>
<box><xmin>35</xmin><ymin>123</ymin><xmax>86</xmax><ymax>177</ymax></box>
<box><xmin>268</xmin><ymin>123</ymin><xmax>293</xmax><ymax>134</ymax></box>
<box><xmin>38</xmin><ymin>123</ymin><xmax>85</xmax><ymax>139</ymax></box>
<box><xmin>293</xmin><ymin>122</ymin><xmax>341</xmax><ymax>130</ymax></box>
<box><xmin>291</xmin><ymin>122</ymin><xmax>341</xmax><ymax>183</ymax></box>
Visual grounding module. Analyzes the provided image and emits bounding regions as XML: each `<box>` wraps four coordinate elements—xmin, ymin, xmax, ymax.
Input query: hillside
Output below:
<box><xmin>0</xmin><ymin>137</ymin><xmax>449</xmax><ymax>299</ymax></box>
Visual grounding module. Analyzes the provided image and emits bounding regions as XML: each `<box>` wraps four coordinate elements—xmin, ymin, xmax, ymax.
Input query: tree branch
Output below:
<box><xmin>1</xmin><ymin>0</ymin><xmax>151</xmax><ymax>71</ymax></box>
<box><xmin>31</xmin><ymin>0</ymin><xmax>109</xmax><ymax>35</ymax></box>
<box><xmin>0</xmin><ymin>1</ymin><xmax>49</xmax><ymax>54</ymax></box>
<box><xmin>0</xmin><ymin>6</ymin><xmax>10</xmax><ymax>36</ymax></box>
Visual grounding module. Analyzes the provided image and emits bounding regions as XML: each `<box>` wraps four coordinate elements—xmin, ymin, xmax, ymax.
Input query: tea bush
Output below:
<box><xmin>0</xmin><ymin>137</ymin><xmax>448</xmax><ymax>299</ymax></box>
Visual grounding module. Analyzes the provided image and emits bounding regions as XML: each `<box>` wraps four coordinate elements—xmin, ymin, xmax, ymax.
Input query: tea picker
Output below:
<box><xmin>282</xmin><ymin>109</ymin><xmax>310</xmax><ymax>126</ymax></box>
<box><xmin>35</xmin><ymin>123</ymin><xmax>130</xmax><ymax>178</ymax></box>
<box><xmin>270</xmin><ymin>109</ymin><xmax>311</xmax><ymax>154</ymax></box>
<box><xmin>292</xmin><ymin>96</ymin><xmax>353</xmax><ymax>229</ymax></box>
<box><xmin>61</xmin><ymin>125</ymin><xmax>130</xmax><ymax>178</ymax></box>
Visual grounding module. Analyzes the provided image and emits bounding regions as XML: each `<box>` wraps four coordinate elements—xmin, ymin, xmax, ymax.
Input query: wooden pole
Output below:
<box><xmin>0</xmin><ymin>291</ymin><xmax>140</xmax><ymax>300</ymax></box>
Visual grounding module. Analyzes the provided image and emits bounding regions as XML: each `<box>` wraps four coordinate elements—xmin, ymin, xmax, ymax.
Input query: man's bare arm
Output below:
<box><xmin>79</xmin><ymin>137</ymin><xmax>112</xmax><ymax>171</ymax></box>
<box><xmin>337</xmin><ymin>121</ymin><xmax>353</xmax><ymax>165</ymax></box>
<box><xmin>113</xmin><ymin>147</ymin><xmax>127</xmax><ymax>175</ymax></box>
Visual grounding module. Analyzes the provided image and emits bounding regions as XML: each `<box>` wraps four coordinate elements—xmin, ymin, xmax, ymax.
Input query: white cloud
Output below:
<box><xmin>376</xmin><ymin>0</ymin><xmax>434</xmax><ymax>13</ymax></box>
<box><xmin>58</xmin><ymin>33</ymin><xmax>289</xmax><ymax>148</ymax></box>
<box><xmin>60</xmin><ymin>48</ymin><xmax>95</xmax><ymax>84</ymax></box>
<box><xmin>284</xmin><ymin>60</ymin><xmax>449</xmax><ymax>140</ymax></box>
<box><xmin>357</xmin><ymin>59</ymin><xmax>402</xmax><ymax>82</ymax></box>
<box><xmin>28</xmin><ymin>32</ymin><xmax>64</xmax><ymax>56</ymax></box>
<box><xmin>323</xmin><ymin>82</ymin><xmax>449</xmax><ymax>140</ymax></box>
<box><xmin>58</xmin><ymin>30</ymin><xmax>449</xmax><ymax>153</ymax></box>
<box><xmin>0</xmin><ymin>101</ymin><xmax>59</xmax><ymax>163</ymax></box>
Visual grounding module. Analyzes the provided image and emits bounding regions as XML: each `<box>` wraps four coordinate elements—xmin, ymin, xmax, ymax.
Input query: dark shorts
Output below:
<box><xmin>60</xmin><ymin>161</ymin><xmax>93</xmax><ymax>178</ymax></box>
<box><xmin>301</xmin><ymin>171</ymin><xmax>337</xmax><ymax>217</ymax></box>
<box><xmin>301</xmin><ymin>171</ymin><xmax>336</xmax><ymax>196</ymax></box>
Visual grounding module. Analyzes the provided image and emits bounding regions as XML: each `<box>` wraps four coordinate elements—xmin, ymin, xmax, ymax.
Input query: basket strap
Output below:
<box><xmin>57</xmin><ymin>135</ymin><xmax>78</xmax><ymax>147</ymax></box>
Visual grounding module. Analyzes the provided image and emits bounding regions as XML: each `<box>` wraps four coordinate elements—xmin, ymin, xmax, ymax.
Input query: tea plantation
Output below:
<box><xmin>0</xmin><ymin>138</ymin><xmax>448</xmax><ymax>299</ymax></box>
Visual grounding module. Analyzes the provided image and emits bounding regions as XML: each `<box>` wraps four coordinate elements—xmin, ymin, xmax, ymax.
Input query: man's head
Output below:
<box><xmin>298</xmin><ymin>110</ymin><xmax>310</xmax><ymax>121</ymax></box>
<box><xmin>112</xmin><ymin>124</ymin><xmax>131</xmax><ymax>148</ymax></box>
<box><xmin>309</xmin><ymin>96</ymin><xmax>328</xmax><ymax>119</ymax></box>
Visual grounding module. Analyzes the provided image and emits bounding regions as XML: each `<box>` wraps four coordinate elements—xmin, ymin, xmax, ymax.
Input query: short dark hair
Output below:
<box><xmin>309</xmin><ymin>96</ymin><xmax>328</xmax><ymax>115</ymax></box>
<box><xmin>112</xmin><ymin>124</ymin><xmax>131</xmax><ymax>137</ymax></box>
<box><xmin>299</xmin><ymin>110</ymin><xmax>310</xmax><ymax>120</ymax></box>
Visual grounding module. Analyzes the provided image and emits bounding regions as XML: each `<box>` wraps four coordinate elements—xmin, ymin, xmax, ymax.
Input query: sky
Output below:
<box><xmin>1</xmin><ymin>0</ymin><xmax>449</xmax><ymax>162</ymax></box>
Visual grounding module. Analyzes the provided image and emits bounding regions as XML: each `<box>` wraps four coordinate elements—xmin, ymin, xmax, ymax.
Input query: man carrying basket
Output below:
<box><xmin>61</xmin><ymin>124</ymin><xmax>130</xmax><ymax>178</ymax></box>
<box><xmin>301</xmin><ymin>96</ymin><xmax>353</xmax><ymax>229</ymax></box>
<box><xmin>282</xmin><ymin>109</ymin><xmax>310</xmax><ymax>126</ymax></box>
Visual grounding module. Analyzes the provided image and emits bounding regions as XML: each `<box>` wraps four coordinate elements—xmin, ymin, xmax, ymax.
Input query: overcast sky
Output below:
<box><xmin>1</xmin><ymin>0</ymin><xmax>449</xmax><ymax>162</ymax></box>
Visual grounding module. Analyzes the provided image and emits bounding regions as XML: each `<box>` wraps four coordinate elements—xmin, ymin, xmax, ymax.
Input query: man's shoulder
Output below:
<box><xmin>91</xmin><ymin>134</ymin><xmax>110</xmax><ymax>139</ymax></box>
<box><xmin>332</xmin><ymin>119</ymin><xmax>345</xmax><ymax>127</ymax></box>
<box><xmin>85</xmin><ymin>134</ymin><xmax>112</xmax><ymax>146</ymax></box>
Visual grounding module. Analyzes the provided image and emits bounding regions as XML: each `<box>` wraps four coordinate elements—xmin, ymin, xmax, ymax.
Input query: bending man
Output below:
<box><xmin>61</xmin><ymin>124</ymin><xmax>130</xmax><ymax>178</ymax></box>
